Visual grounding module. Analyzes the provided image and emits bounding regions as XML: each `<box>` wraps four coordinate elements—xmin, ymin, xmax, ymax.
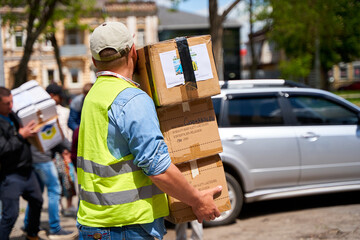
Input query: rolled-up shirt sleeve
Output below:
<box><xmin>111</xmin><ymin>89</ymin><xmax>171</xmax><ymax>176</ymax></box>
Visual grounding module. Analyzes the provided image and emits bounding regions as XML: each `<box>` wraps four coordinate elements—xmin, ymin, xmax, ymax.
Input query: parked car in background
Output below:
<box><xmin>206</xmin><ymin>79</ymin><xmax>360</xmax><ymax>227</ymax></box>
<box><xmin>338</xmin><ymin>81</ymin><xmax>360</xmax><ymax>91</ymax></box>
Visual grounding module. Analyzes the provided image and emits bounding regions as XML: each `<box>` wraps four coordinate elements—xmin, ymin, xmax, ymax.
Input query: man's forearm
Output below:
<box><xmin>149</xmin><ymin>163</ymin><xmax>201</xmax><ymax>207</ymax></box>
<box><xmin>149</xmin><ymin>163</ymin><xmax>222</xmax><ymax>222</ymax></box>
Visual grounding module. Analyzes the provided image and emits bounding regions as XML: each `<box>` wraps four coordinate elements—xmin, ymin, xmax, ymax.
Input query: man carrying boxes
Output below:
<box><xmin>11</xmin><ymin>81</ymin><xmax>78</xmax><ymax>239</ymax></box>
<box><xmin>76</xmin><ymin>21</ymin><xmax>222</xmax><ymax>240</ymax></box>
<box><xmin>0</xmin><ymin>87</ymin><xmax>43</xmax><ymax>240</ymax></box>
<box><xmin>135</xmin><ymin>34</ymin><xmax>231</xmax><ymax>224</ymax></box>
<box><xmin>135</xmin><ymin>33</ymin><xmax>232</xmax><ymax>240</ymax></box>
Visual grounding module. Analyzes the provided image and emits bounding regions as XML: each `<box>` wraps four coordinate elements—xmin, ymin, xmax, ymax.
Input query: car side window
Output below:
<box><xmin>226</xmin><ymin>96</ymin><xmax>283</xmax><ymax>127</ymax></box>
<box><xmin>212</xmin><ymin>97</ymin><xmax>221</xmax><ymax>125</ymax></box>
<box><xmin>288</xmin><ymin>95</ymin><xmax>358</xmax><ymax>125</ymax></box>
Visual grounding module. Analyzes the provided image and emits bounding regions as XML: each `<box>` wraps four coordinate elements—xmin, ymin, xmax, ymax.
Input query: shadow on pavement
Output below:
<box><xmin>239</xmin><ymin>190</ymin><xmax>360</xmax><ymax>220</ymax></box>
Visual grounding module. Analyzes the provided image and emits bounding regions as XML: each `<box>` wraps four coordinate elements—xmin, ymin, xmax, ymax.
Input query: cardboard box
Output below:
<box><xmin>135</xmin><ymin>35</ymin><xmax>220</xmax><ymax>106</ymax></box>
<box><xmin>11</xmin><ymin>80</ymin><xmax>57</xmax><ymax>126</ymax></box>
<box><xmin>166</xmin><ymin>154</ymin><xmax>231</xmax><ymax>224</ymax></box>
<box><xmin>28</xmin><ymin>116</ymin><xmax>64</xmax><ymax>152</ymax></box>
<box><xmin>157</xmin><ymin>97</ymin><xmax>222</xmax><ymax>164</ymax></box>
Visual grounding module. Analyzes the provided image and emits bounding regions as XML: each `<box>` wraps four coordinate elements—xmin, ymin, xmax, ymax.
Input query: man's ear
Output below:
<box><xmin>130</xmin><ymin>44</ymin><xmax>137</xmax><ymax>60</ymax></box>
<box><xmin>92</xmin><ymin>57</ymin><xmax>97</xmax><ymax>67</ymax></box>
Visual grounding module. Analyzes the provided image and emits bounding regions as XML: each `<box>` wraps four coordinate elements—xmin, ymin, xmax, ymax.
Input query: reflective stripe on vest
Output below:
<box><xmin>78</xmin><ymin>183</ymin><xmax>164</xmax><ymax>206</ymax></box>
<box><xmin>77</xmin><ymin>76</ymin><xmax>169</xmax><ymax>227</ymax></box>
<box><xmin>77</xmin><ymin>156</ymin><xmax>141</xmax><ymax>178</ymax></box>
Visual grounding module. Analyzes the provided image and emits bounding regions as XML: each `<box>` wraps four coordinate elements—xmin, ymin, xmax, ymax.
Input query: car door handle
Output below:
<box><xmin>226</xmin><ymin>135</ymin><xmax>247</xmax><ymax>143</ymax></box>
<box><xmin>301</xmin><ymin>132</ymin><xmax>320</xmax><ymax>141</ymax></box>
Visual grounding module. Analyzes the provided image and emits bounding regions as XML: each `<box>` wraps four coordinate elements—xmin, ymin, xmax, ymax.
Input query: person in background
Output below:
<box><xmin>24</xmin><ymin>143</ymin><xmax>78</xmax><ymax>240</ymax></box>
<box><xmin>0</xmin><ymin>86</ymin><xmax>43</xmax><ymax>240</ymax></box>
<box><xmin>176</xmin><ymin>221</ymin><xmax>203</xmax><ymax>240</ymax></box>
<box><xmin>46</xmin><ymin>83</ymin><xmax>72</xmax><ymax>142</ymax></box>
<box><xmin>46</xmin><ymin>83</ymin><xmax>77</xmax><ymax>217</ymax></box>
<box><xmin>67</xmin><ymin>83</ymin><xmax>93</xmax><ymax>131</ymax></box>
<box><xmin>22</xmin><ymin>83</ymin><xmax>77</xmax><ymax>239</ymax></box>
<box><xmin>76</xmin><ymin>21</ymin><xmax>222</xmax><ymax>240</ymax></box>
<box><xmin>68</xmin><ymin>83</ymin><xmax>93</xmax><ymax>170</ymax></box>
<box><xmin>70</xmin><ymin>127</ymin><xmax>79</xmax><ymax>170</ymax></box>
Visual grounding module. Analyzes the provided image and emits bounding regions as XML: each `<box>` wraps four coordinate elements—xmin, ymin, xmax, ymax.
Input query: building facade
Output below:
<box><xmin>0</xmin><ymin>1</ymin><xmax>158</xmax><ymax>93</ymax></box>
<box><xmin>331</xmin><ymin>62</ymin><xmax>360</xmax><ymax>90</ymax></box>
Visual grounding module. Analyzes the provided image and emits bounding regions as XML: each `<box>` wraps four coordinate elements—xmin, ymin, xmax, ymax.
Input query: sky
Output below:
<box><xmin>155</xmin><ymin>0</ymin><xmax>250</xmax><ymax>43</ymax></box>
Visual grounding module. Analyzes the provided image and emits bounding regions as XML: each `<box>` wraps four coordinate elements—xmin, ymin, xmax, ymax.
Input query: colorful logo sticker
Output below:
<box><xmin>40</xmin><ymin>124</ymin><xmax>57</xmax><ymax>140</ymax></box>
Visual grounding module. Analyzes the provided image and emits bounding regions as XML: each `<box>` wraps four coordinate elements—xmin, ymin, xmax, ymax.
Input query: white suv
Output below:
<box><xmin>207</xmin><ymin>80</ymin><xmax>360</xmax><ymax>226</ymax></box>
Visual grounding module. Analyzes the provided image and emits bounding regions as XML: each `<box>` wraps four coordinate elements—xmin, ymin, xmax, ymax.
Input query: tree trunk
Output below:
<box><xmin>211</xmin><ymin>26</ymin><xmax>224</xmax><ymax>80</ymax></box>
<box><xmin>249</xmin><ymin>0</ymin><xmax>258</xmax><ymax>79</ymax></box>
<box><xmin>209</xmin><ymin>0</ymin><xmax>224</xmax><ymax>80</ymax></box>
<box><xmin>12</xmin><ymin>0</ymin><xmax>57</xmax><ymax>88</ymax></box>
<box><xmin>209</xmin><ymin>0</ymin><xmax>241</xmax><ymax>80</ymax></box>
<box><xmin>49</xmin><ymin>33</ymin><xmax>65</xmax><ymax>86</ymax></box>
<box><xmin>13</xmin><ymin>34</ymin><xmax>37</xmax><ymax>88</ymax></box>
<box><xmin>321</xmin><ymin>67</ymin><xmax>330</xmax><ymax>90</ymax></box>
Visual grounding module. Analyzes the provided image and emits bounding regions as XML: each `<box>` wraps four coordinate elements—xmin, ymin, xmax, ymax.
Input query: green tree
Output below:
<box><xmin>1</xmin><ymin>0</ymin><xmax>96</xmax><ymax>88</ymax></box>
<box><xmin>268</xmin><ymin>0</ymin><xmax>360</xmax><ymax>89</ymax></box>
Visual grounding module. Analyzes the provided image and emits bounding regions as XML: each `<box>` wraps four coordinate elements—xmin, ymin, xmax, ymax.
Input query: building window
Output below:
<box><xmin>137</xmin><ymin>29</ymin><xmax>145</xmax><ymax>47</ymax></box>
<box><xmin>354</xmin><ymin>65</ymin><xmax>360</xmax><ymax>80</ymax></box>
<box><xmin>65</xmin><ymin>29</ymin><xmax>83</xmax><ymax>45</ymax></box>
<box><xmin>48</xmin><ymin>70</ymin><xmax>54</xmax><ymax>84</ymax></box>
<box><xmin>70</xmin><ymin>68</ymin><xmax>79</xmax><ymax>83</ymax></box>
<box><xmin>340</xmin><ymin>65</ymin><xmax>347</xmax><ymax>80</ymax></box>
<box><xmin>15</xmin><ymin>31</ymin><xmax>23</xmax><ymax>47</ymax></box>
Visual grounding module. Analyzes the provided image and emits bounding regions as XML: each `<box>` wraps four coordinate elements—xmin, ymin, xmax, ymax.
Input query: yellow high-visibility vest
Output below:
<box><xmin>77</xmin><ymin>75</ymin><xmax>169</xmax><ymax>227</ymax></box>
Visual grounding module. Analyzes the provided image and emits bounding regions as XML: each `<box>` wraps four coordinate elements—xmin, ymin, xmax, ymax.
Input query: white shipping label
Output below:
<box><xmin>189</xmin><ymin>43</ymin><xmax>213</xmax><ymax>81</ymax></box>
<box><xmin>159</xmin><ymin>43</ymin><xmax>213</xmax><ymax>89</ymax></box>
<box><xmin>159</xmin><ymin>50</ymin><xmax>185</xmax><ymax>88</ymax></box>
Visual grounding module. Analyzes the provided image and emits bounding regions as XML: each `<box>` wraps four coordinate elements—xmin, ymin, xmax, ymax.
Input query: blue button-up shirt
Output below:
<box><xmin>107</xmin><ymin>87</ymin><xmax>171</xmax><ymax>239</ymax></box>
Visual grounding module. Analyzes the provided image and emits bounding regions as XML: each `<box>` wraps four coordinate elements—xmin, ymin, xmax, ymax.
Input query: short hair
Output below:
<box><xmin>94</xmin><ymin>48</ymin><xmax>129</xmax><ymax>71</ymax></box>
<box><xmin>0</xmin><ymin>87</ymin><xmax>11</xmax><ymax>101</ymax></box>
<box><xmin>82</xmin><ymin>83</ymin><xmax>93</xmax><ymax>95</ymax></box>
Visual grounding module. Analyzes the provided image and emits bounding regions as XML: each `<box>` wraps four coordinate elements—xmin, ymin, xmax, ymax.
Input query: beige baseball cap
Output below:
<box><xmin>90</xmin><ymin>22</ymin><xmax>134</xmax><ymax>61</ymax></box>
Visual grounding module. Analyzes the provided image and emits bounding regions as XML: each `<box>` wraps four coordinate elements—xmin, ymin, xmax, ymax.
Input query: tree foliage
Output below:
<box><xmin>267</xmin><ymin>0</ymin><xmax>360</xmax><ymax>88</ymax></box>
<box><xmin>1</xmin><ymin>0</ymin><xmax>96</xmax><ymax>88</ymax></box>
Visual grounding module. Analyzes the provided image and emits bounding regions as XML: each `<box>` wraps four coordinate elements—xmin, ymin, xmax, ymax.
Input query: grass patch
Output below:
<box><xmin>333</xmin><ymin>90</ymin><xmax>360</xmax><ymax>95</ymax></box>
<box><xmin>332</xmin><ymin>90</ymin><xmax>360</xmax><ymax>106</ymax></box>
<box><xmin>347</xmin><ymin>98</ymin><xmax>360</xmax><ymax>106</ymax></box>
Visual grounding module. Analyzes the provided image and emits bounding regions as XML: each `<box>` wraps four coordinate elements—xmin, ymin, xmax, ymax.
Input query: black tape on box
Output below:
<box><xmin>175</xmin><ymin>37</ymin><xmax>197</xmax><ymax>89</ymax></box>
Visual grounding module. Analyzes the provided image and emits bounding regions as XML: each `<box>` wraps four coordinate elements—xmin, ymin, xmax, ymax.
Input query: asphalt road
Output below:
<box><xmin>9</xmin><ymin>190</ymin><xmax>360</xmax><ymax>240</ymax></box>
<box><xmin>164</xmin><ymin>190</ymin><xmax>360</xmax><ymax>240</ymax></box>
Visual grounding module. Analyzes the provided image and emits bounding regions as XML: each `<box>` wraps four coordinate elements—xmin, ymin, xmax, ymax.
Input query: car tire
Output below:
<box><xmin>203</xmin><ymin>172</ymin><xmax>243</xmax><ymax>227</ymax></box>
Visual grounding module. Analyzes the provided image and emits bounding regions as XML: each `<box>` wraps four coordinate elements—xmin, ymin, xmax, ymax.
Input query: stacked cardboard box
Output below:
<box><xmin>11</xmin><ymin>80</ymin><xmax>63</xmax><ymax>152</ymax></box>
<box><xmin>135</xmin><ymin>35</ymin><xmax>221</xmax><ymax>106</ymax></box>
<box><xmin>166</xmin><ymin>154</ymin><xmax>231</xmax><ymax>223</ymax></box>
<box><xmin>156</xmin><ymin>98</ymin><xmax>222</xmax><ymax>164</ymax></box>
<box><xmin>135</xmin><ymin>35</ymin><xmax>231</xmax><ymax>223</ymax></box>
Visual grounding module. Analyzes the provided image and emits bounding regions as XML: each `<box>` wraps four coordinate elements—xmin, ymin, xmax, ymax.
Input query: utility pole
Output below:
<box><xmin>0</xmin><ymin>14</ymin><xmax>5</xmax><ymax>86</ymax></box>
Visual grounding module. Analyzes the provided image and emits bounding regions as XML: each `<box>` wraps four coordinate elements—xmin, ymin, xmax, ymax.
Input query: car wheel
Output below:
<box><xmin>203</xmin><ymin>172</ymin><xmax>243</xmax><ymax>227</ymax></box>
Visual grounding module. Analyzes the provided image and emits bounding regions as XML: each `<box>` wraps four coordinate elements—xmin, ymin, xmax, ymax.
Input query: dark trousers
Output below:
<box><xmin>0</xmin><ymin>171</ymin><xmax>43</xmax><ymax>240</ymax></box>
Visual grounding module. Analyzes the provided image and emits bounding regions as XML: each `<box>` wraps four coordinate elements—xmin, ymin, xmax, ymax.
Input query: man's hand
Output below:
<box><xmin>18</xmin><ymin>120</ymin><xmax>38</xmax><ymax>138</ymax></box>
<box><xmin>192</xmin><ymin>186</ymin><xmax>222</xmax><ymax>223</ymax></box>
<box><xmin>149</xmin><ymin>163</ymin><xmax>223</xmax><ymax>223</ymax></box>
